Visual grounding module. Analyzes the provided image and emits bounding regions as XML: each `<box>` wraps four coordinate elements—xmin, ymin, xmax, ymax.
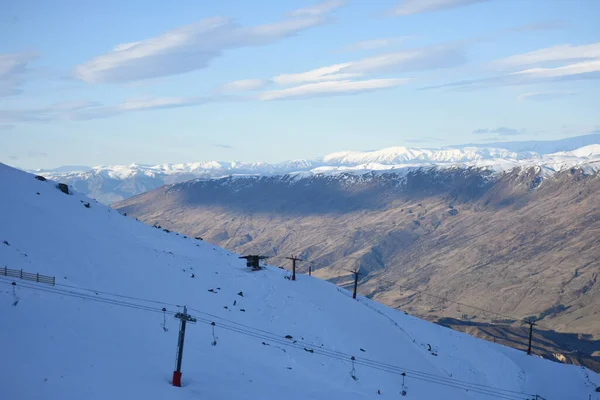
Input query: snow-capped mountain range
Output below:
<box><xmin>33</xmin><ymin>134</ymin><xmax>600</xmax><ymax>204</ymax></box>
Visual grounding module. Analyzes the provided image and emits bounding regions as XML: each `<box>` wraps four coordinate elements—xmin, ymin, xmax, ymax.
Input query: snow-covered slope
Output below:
<box><xmin>1</xmin><ymin>162</ymin><xmax>599</xmax><ymax>400</ymax></box>
<box><xmin>453</xmin><ymin>132</ymin><xmax>600</xmax><ymax>154</ymax></box>
<box><xmin>322</xmin><ymin>146</ymin><xmax>537</xmax><ymax>165</ymax></box>
<box><xmin>315</xmin><ymin>144</ymin><xmax>600</xmax><ymax>177</ymax></box>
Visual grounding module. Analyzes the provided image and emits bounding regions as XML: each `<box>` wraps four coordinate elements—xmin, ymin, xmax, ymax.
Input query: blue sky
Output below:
<box><xmin>1</xmin><ymin>0</ymin><xmax>599</xmax><ymax>169</ymax></box>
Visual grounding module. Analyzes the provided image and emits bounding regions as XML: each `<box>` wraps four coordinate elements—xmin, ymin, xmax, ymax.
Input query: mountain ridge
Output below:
<box><xmin>35</xmin><ymin>134</ymin><xmax>600</xmax><ymax>204</ymax></box>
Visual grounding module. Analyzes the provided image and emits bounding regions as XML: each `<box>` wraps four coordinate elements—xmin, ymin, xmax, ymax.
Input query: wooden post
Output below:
<box><xmin>286</xmin><ymin>256</ymin><xmax>302</xmax><ymax>281</ymax></box>
<box><xmin>524</xmin><ymin>319</ymin><xmax>537</xmax><ymax>355</ymax></box>
<box><xmin>351</xmin><ymin>269</ymin><xmax>360</xmax><ymax>299</ymax></box>
<box><xmin>527</xmin><ymin>322</ymin><xmax>534</xmax><ymax>355</ymax></box>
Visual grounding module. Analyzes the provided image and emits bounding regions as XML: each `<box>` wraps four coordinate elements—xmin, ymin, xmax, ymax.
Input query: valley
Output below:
<box><xmin>115</xmin><ymin>165</ymin><xmax>600</xmax><ymax>370</ymax></box>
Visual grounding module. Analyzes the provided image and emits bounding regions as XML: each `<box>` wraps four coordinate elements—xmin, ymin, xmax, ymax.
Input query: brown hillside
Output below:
<box><xmin>115</xmin><ymin>167</ymin><xmax>600</xmax><ymax>368</ymax></box>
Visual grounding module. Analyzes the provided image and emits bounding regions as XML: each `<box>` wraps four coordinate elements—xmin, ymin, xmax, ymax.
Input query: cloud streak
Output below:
<box><xmin>517</xmin><ymin>91</ymin><xmax>575</xmax><ymax>102</ymax></box>
<box><xmin>217</xmin><ymin>44</ymin><xmax>466</xmax><ymax>100</ymax></box>
<box><xmin>271</xmin><ymin>45</ymin><xmax>466</xmax><ymax>86</ymax></box>
<box><xmin>341</xmin><ymin>37</ymin><xmax>412</xmax><ymax>52</ymax></box>
<box><xmin>273</xmin><ymin>63</ymin><xmax>360</xmax><ymax>85</ymax></box>
<box><xmin>258</xmin><ymin>78</ymin><xmax>409</xmax><ymax>100</ymax></box>
<box><xmin>473</xmin><ymin>127</ymin><xmax>523</xmax><ymax>136</ymax></box>
<box><xmin>389</xmin><ymin>0</ymin><xmax>489</xmax><ymax>16</ymax></box>
<box><xmin>0</xmin><ymin>52</ymin><xmax>38</xmax><ymax>96</ymax></box>
<box><xmin>0</xmin><ymin>95</ymin><xmax>244</xmax><ymax>124</ymax></box>
<box><xmin>509</xmin><ymin>20</ymin><xmax>566</xmax><ymax>33</ymax></box>
<box><xmin>287</xmin><ymin>0</ymin><xmax>346</xmax><ymax>17</ymax></box>
<box><xmin>74</xmin><ymin>4</ymin><xmax>340</xmax><ymax>84</ymax></box>
<box><xmin>510</xmin><ymin>59</ymin><xmax>600</xmax><ymax>79</ymax></box>
<box><xmin>6</xmin><ymin>152</ymin><xmax>48</xmax><ymax>161</ymax></box>
<box><xmin>70</xmin><ymin>96</ymin><xmax>236</xmax><ymax>120</ymax></box>
<box><xmin>218</xmin><ymin>79</ymin><xmax>270</xmax><ymax>92</ymax></box>
<box><xmin>345</xmin><ymin>45</ymin><xmax>466</xmax><ymax>74</ymax></box>
<box><xmin>491</xmin><ymin>43</ymin><xmax>600</xmax><ymax>69</ymax></box>
<box><xmin>424</xmin><ymin>42</ymin><xmax>600</xmax><ymax>90</ymax></box>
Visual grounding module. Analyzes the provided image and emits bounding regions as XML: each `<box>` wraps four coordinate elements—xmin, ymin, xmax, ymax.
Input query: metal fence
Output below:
<box><xmin>0</xmin><ymin>266</ymin><xmax>55</xmax><ymax>286</ymax></box>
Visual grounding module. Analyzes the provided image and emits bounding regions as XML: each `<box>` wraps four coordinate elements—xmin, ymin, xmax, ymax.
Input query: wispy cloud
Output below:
<box><xmin>0</xmin><ymin>100</ymin><xmax>112</xmax><ymax>123</ymax></box>
<box><xmin>6</xmin><ymin>151</ymin><xmax>48</xmax><ymax>162</ymax></box>
<box><xmin>388</xmin><ymin>0</ymin><xmax>489</xmax><ymax>16</ymax></box>
<box><xmin>511</xmin><ymin>60</ymin><xmax>600</xmax><ymax>79</ymax></box>
<box><xmin>69</xmin><ymin>96</ymin><xmax>227</xmax><ymax>120</ymax></box>
<box><xmin>257</xmin><ymin>78</ymin><xmax>408</xmax><ymax>100</ymax></box>
<box><xmin>509</xmin><ymin>20</ymin><xmax>566</xmax><ymax>33</ymax></box>
<box><xmin>52</xmin><ymin>100</ymin><xmax>103</xmax><ymax>110</ymax></box>
<box><xmin>220</xmin><ymin>45</ymin><xmax>451</xmax><ymax>96</ymax></box>
<box><xmin>20</xmin><ymin>31</ymin><xmax>454</xmax><ymax>120</ymax></box>
<box><xmin>473</xmin><ymin>127</ymin><xmax>523</xmax><ymax>136</ymax></box>
<box><xmin>423</xmin><ymin>68</ymin><xmax>600</xmax><ymax>91</ymax></box>
<box><xmin>272</xmin><ymin>45</ymin><xmax>465</xmax><ymax>87</ymax></box>
<box><xmin>517</xmin><ymin>91</ymin><xmax>575</xmax><ymax>102</ymax></box>
<box><xmin>424</xmin><ymin>42</ymin><xmax>600</xmax><ymax>90</ymax></box>
<box><xmin>287</xmin><ymin>0</ymin><xmax>346</xmax><ymax>17</ymax></box>
<box><xmin>0</xmin><ymin>124</ymin><xmax>15</xmax><ymax>130</ymax></box>
<box><xmin>0</xmin><ymin>52</ymin><xmax>38</xmax><ymax>96</ymax></box>
<box><xmin>345</xmin><ymin>45</ymin><xmax>466</xmax><ymax>74</ymax></box>
<box><xmin>341</xmin><ymin>37</ymin><xmax>412</xmax><ymax>52</ymax></box>
<box><xmin>218</xmin><ymin>79</ymin><xmax>270</xmax><ymax>92</ymax></box>
<box><xmin>73</xmin><ymin>5</ymin><xmax>340</xmax><ymax>84</ymax></box>
<box><xmin>0</xmin><ymin>95</ymin><xmax>243</xmax><ymax>123</ymax></box>
<box><xmin>490</xmin><ymin>43</ymin><xmax>600</xmax><ymax>70</ymax></box>
<box><xmin>215</xmin><ymin>44</ymin><xmax>466</xmax><ymax>100</ymax></box>
<box><xmin>213</xmin><ymin>143</ymin><xmax>234</xmax><ymax>149</ymax></box>
<box><xmin>273</xmin><ymin>63</ymin><xmax>360</xmax><ymax>85</ymax></box>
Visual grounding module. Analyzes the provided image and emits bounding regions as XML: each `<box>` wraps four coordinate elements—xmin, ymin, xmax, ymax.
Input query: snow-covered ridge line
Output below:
<box><xmin>33</xmin><ymin>144</ymin><xmax>600</xmax><ymax>204</ymax></box>
<box><xmin>322</xmin><ymin>146</ymin><xmax>539</xmax><ymax>165</ymax></box>
<box><xmin>37</xmin><ymin>144</ymin><xmax>600</xmax><ymax>179</ymax></box>
<box><xmin>189</xmin><ymin>145</ymin><xmax>600</xmax><ymax>183</ymax></box>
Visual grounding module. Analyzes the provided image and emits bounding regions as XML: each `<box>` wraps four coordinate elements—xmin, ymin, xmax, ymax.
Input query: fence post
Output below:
<box><xmin>20</xmin><ymin>269</ymin><xmax>23</xmax><ymax>279</ymax></box>
<box><xmin>36</xmin><ymin>273</ymin><xmax>39</xmax><ymax>282</ymax></box>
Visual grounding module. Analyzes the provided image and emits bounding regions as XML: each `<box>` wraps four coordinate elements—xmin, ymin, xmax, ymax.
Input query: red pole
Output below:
<box><xmin>173</xmin><ymin>371</ymin><xmax>182</xmax><ymax>387</ymax></box>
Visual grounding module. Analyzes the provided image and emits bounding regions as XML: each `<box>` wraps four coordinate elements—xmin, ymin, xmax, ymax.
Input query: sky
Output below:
<box><xmin>1</xmin><ymin>0</ymin><xmax>600</xmax><ymax>169</ymax></box>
